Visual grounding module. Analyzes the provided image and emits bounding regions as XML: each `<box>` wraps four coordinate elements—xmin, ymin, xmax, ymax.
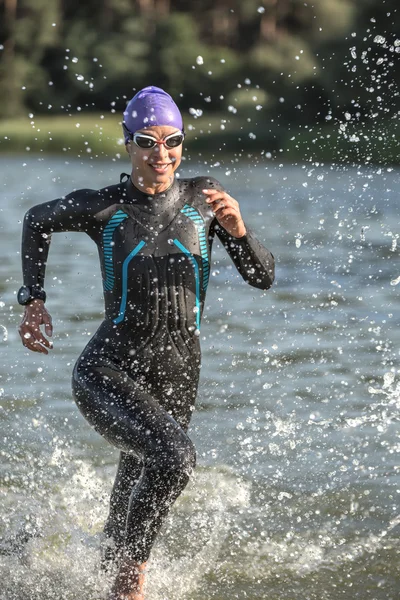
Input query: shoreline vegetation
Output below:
<box><xmin>0</xmin><ymin>113</ymin><xmax>398</xmax><ymax>165</ymax></box>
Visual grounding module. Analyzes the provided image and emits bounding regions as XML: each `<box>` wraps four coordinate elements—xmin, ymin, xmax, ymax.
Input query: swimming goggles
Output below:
<box><xmin>123</xmin><ymin>124</ymin><xmax>185</xmax><ymax>149</ymax></box>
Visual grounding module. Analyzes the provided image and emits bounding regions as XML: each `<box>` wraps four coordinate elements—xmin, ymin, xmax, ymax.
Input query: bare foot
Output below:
<box><xmin>108</xmin><ymin>559</ymin><xmax>147</xmax><ymax>600</ymax></box>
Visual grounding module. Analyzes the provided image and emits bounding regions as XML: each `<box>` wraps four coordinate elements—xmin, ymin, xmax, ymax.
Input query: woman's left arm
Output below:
<box><xmin>203</xmin><ymin>188</ymin><xmax>275</xmax><ymax>291</ymax></box>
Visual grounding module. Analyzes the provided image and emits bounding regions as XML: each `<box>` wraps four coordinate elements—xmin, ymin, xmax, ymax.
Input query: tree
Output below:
<box><xmin>0</xmin><ymin>0</ymin><xmax>61</xmax><ymax>118</ymax></box>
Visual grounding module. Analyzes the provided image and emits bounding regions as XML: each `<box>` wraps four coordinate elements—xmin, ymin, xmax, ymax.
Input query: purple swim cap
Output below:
<box><xmin>123</xmin><ymin>86</ymin><xmax>183</xmax><ymax>143</ymax></box>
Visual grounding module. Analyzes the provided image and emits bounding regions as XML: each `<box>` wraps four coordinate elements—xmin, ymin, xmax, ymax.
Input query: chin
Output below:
<box><xmin>156</xmin><ymin>176</ymin><xmax>174</xmax><ymax>188</ymax></box>
<box><xmin>155</xmin><ymin>171</ymin><xmax>174</xmax><ymax>182</ymax></box>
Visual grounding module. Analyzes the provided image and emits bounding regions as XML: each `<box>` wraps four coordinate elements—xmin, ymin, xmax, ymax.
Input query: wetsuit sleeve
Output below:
<box><xmin>214</xmin><ymin>223</ymin><xmax>275</xmax><ymax>290</ymax></box>
<box><xmin>193</xmin><ymin>175</ymin><xmax>274</xmax><ymax>290</ymax></box>
<box><xmin>21</xmin><ymin>189</ymin><xmax>95</xmax><ymax>290</ymax></box>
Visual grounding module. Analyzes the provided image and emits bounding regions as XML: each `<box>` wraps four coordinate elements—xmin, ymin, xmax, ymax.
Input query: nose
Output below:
<box><xmin>153</xmin><ymin>143</ymin><xmax>168</xmax><ymax>158</ymax></box>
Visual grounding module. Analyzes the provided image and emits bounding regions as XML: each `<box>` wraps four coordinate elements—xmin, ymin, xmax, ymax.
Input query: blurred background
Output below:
<box><xmin>0</xmin><ymin>0</ymin><xmax>399</xmax><ymax>161</ymax></box>
<box><xmin>1</xmin><ymin>3</ymin><xmax>400</xmax><ymax>600</ymax></box>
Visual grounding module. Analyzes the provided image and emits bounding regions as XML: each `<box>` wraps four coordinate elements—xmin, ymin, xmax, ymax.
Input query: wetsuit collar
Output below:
<box><xmin>122</xmin><ymin>174</ymin><xmax>178</xmax><ymax>205</ymax></box>
<box><xmin>120</xmin><ymin>174</ymin><xmax>183</xmax><ymax>220</ymax></box>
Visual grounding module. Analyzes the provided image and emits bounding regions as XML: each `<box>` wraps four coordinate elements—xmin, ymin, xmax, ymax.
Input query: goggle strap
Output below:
<box><xmin>122</xmin><ymin>122</ymin><xmax>133</xmax><ymax>141</ymax></box>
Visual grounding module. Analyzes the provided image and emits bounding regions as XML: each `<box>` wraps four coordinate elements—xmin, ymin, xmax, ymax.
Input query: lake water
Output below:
<box><xmin>0</xmin><ymin>155</ymin><xmax>399</xmax><ymax>600</ymax></box>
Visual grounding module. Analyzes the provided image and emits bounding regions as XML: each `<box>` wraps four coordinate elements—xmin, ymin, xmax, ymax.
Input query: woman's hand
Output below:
<box><xmin>19</xmin><ymin>299</ymin><xmax>53</xmax><ymax>354</ymax></box>
<box><xmin>203</xmin><ymin>189</ymin><xmax>246</xmax><ymax>238</ymax></box>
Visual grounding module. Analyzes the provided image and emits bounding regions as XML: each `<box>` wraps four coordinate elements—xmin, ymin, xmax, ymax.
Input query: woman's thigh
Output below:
<box><xmin>129</xmin><ymin>349</ymin><xmax>200</xmax><ymax>431</ymax></box>
<box><xmin>72</xmin><ymin>360</ymin><xmax>193</xmax><ymax>460</ymax></box>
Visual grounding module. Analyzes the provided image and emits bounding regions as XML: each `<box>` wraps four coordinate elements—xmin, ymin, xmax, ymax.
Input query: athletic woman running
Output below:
<box><xmin>18</xmin><ymin>86</ymin><xmax>275</xmax><ymax>600</ymax></box>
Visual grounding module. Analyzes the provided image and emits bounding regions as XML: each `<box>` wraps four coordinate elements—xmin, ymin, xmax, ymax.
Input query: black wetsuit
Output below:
<box><xmin>21</xmin><ymin>174</ymin><xmax>275</xmax><ymax>563</ymax></box>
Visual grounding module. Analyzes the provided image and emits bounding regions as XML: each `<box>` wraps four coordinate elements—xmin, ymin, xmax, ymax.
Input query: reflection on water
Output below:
<box><xmin>0</xmin><ymin>157</ymin><xmax>399</xmax><ymax>599</ymax></box>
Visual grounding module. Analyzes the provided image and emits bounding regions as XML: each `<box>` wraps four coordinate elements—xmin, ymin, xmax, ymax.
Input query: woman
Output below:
<box><xmin>18</xmin><ymin>86</ymin><xmax>275</xmax><ymax>600</ymax></box>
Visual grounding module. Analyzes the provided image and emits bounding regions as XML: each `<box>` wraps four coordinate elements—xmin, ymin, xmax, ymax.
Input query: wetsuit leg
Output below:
<box><xmin>72</xmin><ymin>361</ymin><xmax>197</xmax><ymax>563</ymax></box>
<box><xmin>103</xmin><ymin>452</ymin><xmax>143</xmax><ymax>563</ymax></box>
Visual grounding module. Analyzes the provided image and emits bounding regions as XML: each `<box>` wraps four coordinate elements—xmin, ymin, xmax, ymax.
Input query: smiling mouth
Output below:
<box><xmin>149</xmin><ymin>163</ymin><xmax>171</xmax><ymax>173</ymax></box>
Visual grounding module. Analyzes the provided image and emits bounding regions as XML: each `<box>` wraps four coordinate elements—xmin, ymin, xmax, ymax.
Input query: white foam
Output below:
<box><xmin>146</xmin><ymin>466</ymin><xmax>251</xmax><ymax>598</ymax></box>
<box><xmin>0</xmin><ymin>454</ymin><xmax>251</xmax><ymax>600</ymax></box>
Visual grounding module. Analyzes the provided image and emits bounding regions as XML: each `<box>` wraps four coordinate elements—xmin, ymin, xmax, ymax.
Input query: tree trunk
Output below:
<box><xmin>156</xmin><ymin>0</ymin><xmax>170</xmax><ymax>16</ymax></box>
<box><xmin>259</xmin><ymin>0</ymin><xmax>277</xmax><ymax>42</ymax></box>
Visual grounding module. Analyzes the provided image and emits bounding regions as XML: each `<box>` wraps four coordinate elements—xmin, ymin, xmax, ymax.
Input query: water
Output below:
<box><xmin>0</xmin><ymin>156</ymin><xmax>399</xmax><ymax>599</ymax></box>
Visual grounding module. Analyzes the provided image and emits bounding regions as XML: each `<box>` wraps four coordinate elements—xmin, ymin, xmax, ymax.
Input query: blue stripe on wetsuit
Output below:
<box><xmin>180</xmin><ymin>205</ymin><xmax>210</xmax><ymax>291</ymax></box>
<box><xmin>113</xmin><ymin>240</ymin><xmax>146</xmax><ymax>324</ymax></box>
<box><xmin>173</xmin><ymin>239</ymin><xmax>201</xmax><ymax>331</ymax></box>
<box><xmin>103</xmin><ymin>210</ymin><xmax>128</xmax><ymax>291</ymax></box>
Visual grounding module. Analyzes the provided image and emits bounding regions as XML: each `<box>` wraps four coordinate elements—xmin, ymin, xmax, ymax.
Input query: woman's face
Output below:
<box><xmin>126</xmin><ymin>125</ymin><xmax>183</xmax><ymax>194</ymax></box>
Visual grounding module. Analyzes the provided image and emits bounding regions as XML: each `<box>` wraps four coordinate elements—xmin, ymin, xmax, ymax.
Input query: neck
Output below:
<box><xmin>131</xmin><ymin>172</ymin><xmax>174</xmax><ymax>196</ymax></box>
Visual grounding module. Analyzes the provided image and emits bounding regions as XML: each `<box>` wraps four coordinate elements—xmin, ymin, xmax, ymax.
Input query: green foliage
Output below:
<box><xmin>0</xmin><ymin>0</ymin><xmax>61</xmax><ymax>117</ymax></box>
<box><xmin>282</xmin><ymin>119</ymin><xmax>400</xmax><ymax>165</ymax></box>
<box><xmin>0</xmin><ymin>0</ymin><xmax>398</xmax><ymax>164</ymax></box>
<box><xmin>63</xmin><ymin>17</ymin><xmax>150</xmax><ymax>94</ymax></box>
<box><xmin>250</xmin><ymin>35</ymin><xmax>318</xmax><ymax>84</ymax></box>
<box><xmin>146</xmin><ymin>14</ymin><xmax>241</xmax><ymax>107</ymax></box>
<box><xmin>0</xmin><ymin>113</ymin><xmax>123</xmax><ymax>156</ymax></box>
<box><xmin>226</xmin><ymin>88</ymin><xmax>270</xmax><ymax>111</ymax></box>
<box><xmin>312</xmin><ymin>0</ymin><xmax>357</xmax><ymax>41</ymax></box>
<box><xmin>315</xmin><ymin>2</ymin><xmax>400</xmax><ymax>123</ymax></box>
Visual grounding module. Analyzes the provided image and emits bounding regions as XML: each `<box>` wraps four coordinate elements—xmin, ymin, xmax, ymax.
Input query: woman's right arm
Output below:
<box><xmin>19</xmin><ymin>190</ymin><xmax>95</xmax><ymax>353</ymax></box>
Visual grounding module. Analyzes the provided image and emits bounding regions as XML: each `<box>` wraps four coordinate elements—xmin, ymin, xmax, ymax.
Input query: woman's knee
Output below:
<box><xmin>71</xmin><ymin>361</ymin><xmax>94</xmax><ymax>402</ymax></box>
<box><xmin>152</xmin><ymin>435</ymin><xmax>196</xmax><ymax>484</ymax></box>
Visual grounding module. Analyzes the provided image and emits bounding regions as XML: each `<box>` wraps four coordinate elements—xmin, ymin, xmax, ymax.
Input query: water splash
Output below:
<box><xmin>0</xmin><ymin>325</ymin><xmax>8</xmax><ymax>342</ymax></box>
<box><xmin>147</xmin><ymin>467</ymin><xmax>250</xmax><ymax>599</ymax></box>
<box><xmin>0</xmin><ymin>447</ymin><xmax>251</xmax><ymax>600</ymax></box>
<box><xmin>0</xmin><ymin>453</ymin><xmax>110</xmax><ymax>600</ymax></box>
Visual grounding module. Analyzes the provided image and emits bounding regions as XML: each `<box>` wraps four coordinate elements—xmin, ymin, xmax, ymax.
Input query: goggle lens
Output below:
<box><xmin>164</xmin><ymin>134</ymin><xmax>184</xmax><ymax>148</ymax></box>
<box><xmin>134</xmin><ymin>136</ymin><xmax>155</xmax><ymax>148</ymax></box>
